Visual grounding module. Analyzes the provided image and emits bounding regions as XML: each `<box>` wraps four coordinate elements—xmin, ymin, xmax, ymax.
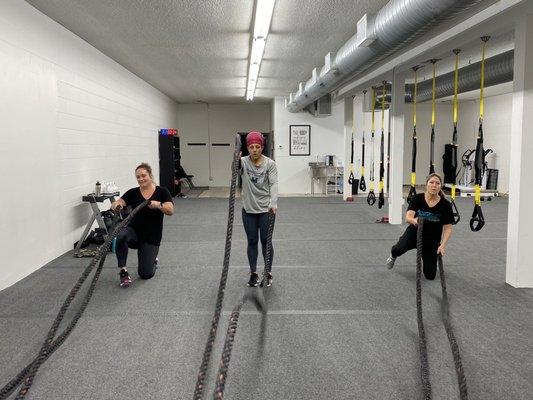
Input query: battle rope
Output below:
<box><xmin>213</xmin><ymin>212</ymin><xmax>275</xmax><ymax>399</ymax></box>
<box><xmin>378</xmin><ymin>81</ymin><xmax>386</xmax><ymax>209</ymax></box>
<box><xmin>428</xmin><ymin>59</ymin><xmax>439</xmax><ymax>175</ymax></box>
<box><xmin>367</xmin><ymin>87</ymin><xmax>376</xmax><ymax>206</ymax></box>
<box><xmin>193</xmin><ymin>134</ymin><xmax>241</xmax><ymax>400</ymax></box>
<box><xmin>407</xmin><ymin>66</ymin><xmax>422</xmax><ymax>205</ymax></box>
<box><xmin>347</xmin><ymin>95</ymin><xmax>356</xmax><ymax>201</ymax></box>
<box><xmin>359</xmin><ymin>90</ymin><xmax>367</xmax><ymax>192</ymax></box>
<box><xmin>470</xmin><ymin>36</ymin><xmax>490</xmax><ymax>232</ymax></box>
<box><xmin>450</xmin><ymin>49</ymin><xmax>461</xmax><ymax>224</ymax></box>
<box><xmin>416</xmin><ymin>219</ymin><xmax>468</xmax><ymax>400</ymax></box>
<box><xmin>1</xmin><ymin>201</ymin><xmax>148</xmax><ymax>400</ymax></box>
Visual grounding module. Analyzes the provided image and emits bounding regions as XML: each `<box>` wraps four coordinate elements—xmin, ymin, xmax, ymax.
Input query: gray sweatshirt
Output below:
<box><xmin>240</xmin><ymin>155</ymin><xmax>278</xmax><ymax>213</ymax></box>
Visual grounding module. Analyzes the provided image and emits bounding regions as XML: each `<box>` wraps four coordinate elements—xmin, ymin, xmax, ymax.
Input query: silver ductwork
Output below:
<box><xmin>286</xmin><ymin>0</ymin><xmax>485</xmax><ymax>113</ymax></box>
<box><xmin>373</xmin><ymin>49</ymin><xmax>514</xmax><ymax>107</ymax></box>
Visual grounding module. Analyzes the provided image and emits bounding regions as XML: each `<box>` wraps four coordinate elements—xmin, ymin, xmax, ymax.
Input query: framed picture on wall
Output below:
<box><xmin>289</xmin><ymin>125</ymin><xmax>311</xmax><ymax>156</ymax></box>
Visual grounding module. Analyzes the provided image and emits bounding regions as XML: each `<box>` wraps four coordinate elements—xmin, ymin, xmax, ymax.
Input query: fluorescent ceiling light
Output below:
<box><xmin>254</xmin><ymin>0</ymin><xmax>276</xmax><ymax>39</ymax></box>
<box><xmin>246</xmin><ymin>0</ymin><xmax>276</xmax><ymax>101</ymax></box>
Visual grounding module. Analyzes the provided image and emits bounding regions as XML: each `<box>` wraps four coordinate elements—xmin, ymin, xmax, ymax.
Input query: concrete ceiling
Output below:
<box><xmin>24</xmin><ymin>0</ymin><xmax>390</xmax><ymax>104</ymax></box>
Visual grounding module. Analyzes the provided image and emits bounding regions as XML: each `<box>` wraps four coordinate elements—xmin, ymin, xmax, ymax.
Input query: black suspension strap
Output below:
<box><xmin>359</xmin><ymin>90</ymin><xmax>367</xmax><ymax>192</ymax></box>
<box><xmin>193</xmin><ymin>134</ymin><xmax>241</xmax><ymax>400</ymax></box>
<box><xmin>470</xmin><ymin>36</ymin><xmax>490</xmax><ymax>232</ymax></box>
<box><xmin>416</xmin><ymin>219</ymin><xmax>469</xmax><ymax>400</ymax></box>
<box><xmin>407</xmin><ymin>66</ymin><xmax>421</xmax><ymax>205</ymax></box>
<box><xmin>213</xmin><ymin>212</ymin><xmax>274</xmax><ymax>399</ymax></box>
<box><xmin>450</xmin><ymin>49</ymin><xmax>461</xmax><ymax>224</ymax></box>
<box><xmin>428</xmin><ymin>59</ymin><xmax>439</xmax><ymax>175</ymax></box>
<box><xmin>367</xmin><ymin>87</ymin><xmax>376</xmax><ymax>206</ymax></box>
<box><xmin>1</xmin><ymin>201</ymin><xmax>148</xmax><ymax>400</ymax></box>
<box><xmin>378</xmin><ymin>81</ymin><xmax>386</xmax><ymax>209</ymax></box>
<box><xmin>347</xmin><ymin>96</ymin><xmax>356</xmax><ymax>200</ymax></box>
<box><xmin>386</xmin><ymin>89</ymin><xmax>392</xmax><ymax>195</ymax></box>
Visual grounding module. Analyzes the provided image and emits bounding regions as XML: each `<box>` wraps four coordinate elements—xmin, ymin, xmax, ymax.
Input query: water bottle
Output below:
<box><xmin>95</xmin><ymin>181</ymin><xmax>101</xmax><ymax>196</ymax></box>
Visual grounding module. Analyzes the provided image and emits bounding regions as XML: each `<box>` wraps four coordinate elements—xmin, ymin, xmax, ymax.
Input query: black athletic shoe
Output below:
<box><xmin>119</xmin><ymin>269</ymin><xmax>132</xmax><ymax>288</ymax></box>
<box><xmin>247</xmin><ymin>273</ymin><xmax>259</xmax><ymax>287</ymax></box>
<box><xmin>260</xmin><ymin>273</ymin><xmax>272</xmax><ymax>287</ymax></box>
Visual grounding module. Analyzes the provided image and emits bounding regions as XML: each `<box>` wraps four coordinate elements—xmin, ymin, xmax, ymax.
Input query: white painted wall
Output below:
<box><xmin>178</xmin><ymin>103</ymin><xmax>271</xmax><ymax>187</ymax></box>
<box><xmin>273</xmin><ymin>97</ymin><xmax>345</xmax><ymax>195</ymax></box>
<box><xmin>0</xmin><ymin>1</ymin><xmax>178</xmax><ymax>290</ymax></box>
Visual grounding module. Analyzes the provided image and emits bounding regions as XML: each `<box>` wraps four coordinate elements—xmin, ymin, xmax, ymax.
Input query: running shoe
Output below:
<box><xmin>386</xmin><ymin>255</ymin><xmax>396</xmax><ymax>270</ymax></box>
<box><xmin>247</xmin><ymin>272</ymin><xmax>259</xmax><ymax>287</ymax></box>
<box><xmin>119</xmin><ymin>269</ymin><xmax>132</xmax><ymax>287</ymax></box>
<box><xmin>260</xmin><ymin>273</ymin><xmax>273</xmax><ymax>287</ymax></box>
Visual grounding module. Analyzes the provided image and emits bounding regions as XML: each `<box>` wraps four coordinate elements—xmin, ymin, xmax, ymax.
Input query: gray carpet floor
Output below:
<box><xmin>1</xmin><ymin>196</ymin><xmax>532</xmax><ymax>399</ymax></box>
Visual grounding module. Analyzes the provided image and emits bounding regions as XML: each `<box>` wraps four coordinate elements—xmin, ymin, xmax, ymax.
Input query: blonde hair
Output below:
<box><xmin>426</xmin><ymin>173</ymin><xmax>445</xmax><ymax>198</ymax></box>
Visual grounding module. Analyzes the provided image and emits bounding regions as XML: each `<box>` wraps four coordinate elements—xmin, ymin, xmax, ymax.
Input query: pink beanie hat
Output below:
<box><xmin>246</xmin><ymin>131</ymin><xmax>264</xmax><ymax>147</ymax></box>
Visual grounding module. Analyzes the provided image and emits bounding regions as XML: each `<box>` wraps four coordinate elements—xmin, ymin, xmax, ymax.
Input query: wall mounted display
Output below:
<box><xmin>289</xmin><ymin>125</ymin><xmax>311</xmax><ymax>156</ymax></box>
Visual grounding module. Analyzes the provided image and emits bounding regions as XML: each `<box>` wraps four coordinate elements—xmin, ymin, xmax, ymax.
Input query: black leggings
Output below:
<box><xmin>116</xmin><ymin>226</ymin><xmax>159</xmax><ymax>279</ymax></box>
<box><xmin>391</xmin><ymin>225</ymin><xmax>439</xmax><ymax>280</ymax></box>
<box><xmin>242</xmin><ymin>209</ymin><xmax>275</xmax><ymax>273</ymax></box>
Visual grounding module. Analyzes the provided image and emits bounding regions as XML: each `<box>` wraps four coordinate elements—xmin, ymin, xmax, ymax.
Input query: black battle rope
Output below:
<box><xmin>1</xmin><ymin>201</ymin><xmax>148</xmax><ymax>400</ymax></box>
<box><xmin>416</xmin><ymin>219</ymin><xmax>469</xmax><ymax>400</ymax></box>
<box><xmin>415</xmin><ymin>219</ymin><xmax>432</xmax><ymax>400</ymax></box>
<box><xmin>470</xmin><ymin>36</ymin><xmax>490</xmax><ymax>232</ymax></box>
<box><xmin>378</xmin><ymin>81</ymin><xmax>386</xmax><ymax>209</ymax></box>
<box><xmin>367</xmin><ymin>87</ymin><xmax>376</xmax><ymax>206</ymax></box>
<box><xmin>450</xmin><ymin>49</ymin><xmax>461</xmax><ymax>224</ymax></box>
<box><xmin>428</xmin><ymin>59</ymin><xmax>439</xmax><ymax>175</ymax></box>
<box><xmin>407</xmin><ymin>66</ymin><xmax>422</xmax><ymax>205</ymax></box>
<box><xmin>193</xmin><ymin>134</ymin><xmax>242</xmax><ymax>400</ymax></box>
<box><xmin>359</xmin><ymin>90</ymin><xmax>367</xmax><ymax>192</ymax></box>
<box><xmin>213</xmin><ymin>212</ymin><xmax>275</xmax><ymax>399</ymax></box>
<box><xmin>347</xmin><ymin>96</ymin><xmax>356</xmax><ymax>198</ymax></box>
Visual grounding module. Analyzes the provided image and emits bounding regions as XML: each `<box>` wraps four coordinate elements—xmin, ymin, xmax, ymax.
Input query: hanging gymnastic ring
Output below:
<box><xmin>451</xmin><ymin>200</ymin><xmax>460</xmax><ymax>225</ymax></box>
<box><xmin>469</xmin><ymin>204</ymin><xmax>485</xmax><ymax>231</ymax></box>
<box><xmin>367</xmin><ymin>190</ymin><xmax>376</xmax><ymax>206</ymax></box>
<box><xmin>359</xmin><ymin>176</ymin><xmax>366</xmax><ymax>192</ymax></box>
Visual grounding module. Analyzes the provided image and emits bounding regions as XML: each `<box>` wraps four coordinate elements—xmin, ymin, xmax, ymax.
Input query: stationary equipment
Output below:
<box><xmin>470</xmin><ymin>36</ymin><xmax>490</xmax><ymax>232</ymax></box>
<box><xmin>378</xmin><ymin>81</ymin><xmax>386</xmax><ymax>209</ymax></box>
<box><xmin>367</xmin><ymin>87</ymin><xmax>376</xmax><ymax>206</ymax></box>
<box><xmin>359</xmin><ymin>90</ymin><xmax>367</xmax><ymax>192</ymax></box>
<box><xmin>407</xmin><ymin>66</ymin><xmax>422</xmax><ymax>205</ymax></box>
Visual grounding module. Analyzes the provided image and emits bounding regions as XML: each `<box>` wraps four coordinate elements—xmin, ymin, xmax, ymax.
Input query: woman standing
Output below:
<box><xmin>111</xmin><ymin>163</ymin><xmax>174</xmax><ymax>287</ymax></box>
<box><xmin>240</xmin><ymin>131</ymin><xmax>278</xmax><ymax>287</ymax></box>
<box><xmin>386</xmin><ymin>173</ymin><xmax>453</xmax><ymax>280</ymax></box>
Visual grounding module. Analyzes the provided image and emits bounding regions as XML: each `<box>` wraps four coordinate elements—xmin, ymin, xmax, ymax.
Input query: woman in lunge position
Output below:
<box><xmin>386</xmin><ymin>173</ymin><xmax>453</xmax><ymax>280</ymax></box>
<box><xmin>240</xmin><ymin>131</ymin><xmax>278</xmax><ymax>287</ymax></box>
<box><xmin>111</xmin><ymin>163</ymin><xmax>174</xmax><ymax>287</ymax></box>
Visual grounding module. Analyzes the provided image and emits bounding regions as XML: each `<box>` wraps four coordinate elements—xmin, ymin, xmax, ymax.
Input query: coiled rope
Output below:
<box><xmin>1</xmin><ymin>200</ymin><xmax>148</xmax><ymax>400</ymax></box>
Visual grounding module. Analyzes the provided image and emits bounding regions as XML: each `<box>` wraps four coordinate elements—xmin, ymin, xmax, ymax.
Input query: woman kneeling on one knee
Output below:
<box><xmin>111</xmin><ymin>163</ymin><xmax>174</xmax><ymax>287</ymax></box>
<box><xmin>240</xmin><ymin>131</ymin><xmax>278</xmax><ymax>288</ymax></box>
<box><xmin>386</xmin><ymin>173</ymin><xmax>453</xmax><ymax>280</ymax></box>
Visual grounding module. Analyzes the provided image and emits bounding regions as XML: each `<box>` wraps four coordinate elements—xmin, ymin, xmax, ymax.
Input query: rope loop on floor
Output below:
<box><xmin>1</xmin><ymin>201</ymin><xmax>148</xmax><ymax>400</ymax></box>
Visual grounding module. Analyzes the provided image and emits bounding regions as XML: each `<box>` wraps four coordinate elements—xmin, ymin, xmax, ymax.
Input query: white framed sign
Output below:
<box><xmin>289</xmin><ymin>125</ymin><xmax>311</xmax><ymax>156</ymax></box>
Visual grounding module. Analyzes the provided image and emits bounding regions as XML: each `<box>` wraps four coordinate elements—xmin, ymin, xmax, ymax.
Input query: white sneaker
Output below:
<box><xmin>386</xmin><ymin>255</ymin><xmax>396</xmax><ymax>270</ymax></box>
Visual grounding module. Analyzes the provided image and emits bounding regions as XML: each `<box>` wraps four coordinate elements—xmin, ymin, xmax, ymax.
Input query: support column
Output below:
<box><xmin>388</xmin><ymin>69</ymin><xmax>406</xmax><ymax>224</ymax></box>
<box><xmin>506</xmin><ymin>13</ymin><xmax>533</xmax><ymax>288</ymax></box>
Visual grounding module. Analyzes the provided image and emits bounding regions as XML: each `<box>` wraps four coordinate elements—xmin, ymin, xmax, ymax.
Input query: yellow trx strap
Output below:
<box><xmin>475</xmin><ymin>37</ymin><xmax>490</xmax><ymax>207</ymax></box>
<box><xmin>411</xmin><ymin>67</ymin><xmax>418</xmax><ymax>188</ymax></box>
<box><xmin>452</xmin><ymin>49</ymin><xmax>460</xmax><ymax>202</ymax></box>
<box><xmin>370</xmin><ymin>87</ymin><xmax>376</xmax><ymax>192</ymax></box>
<box><xmin>380</xmin><ymin>82</ymin><xmax>385</xmax><ymax>195</ymax></box>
